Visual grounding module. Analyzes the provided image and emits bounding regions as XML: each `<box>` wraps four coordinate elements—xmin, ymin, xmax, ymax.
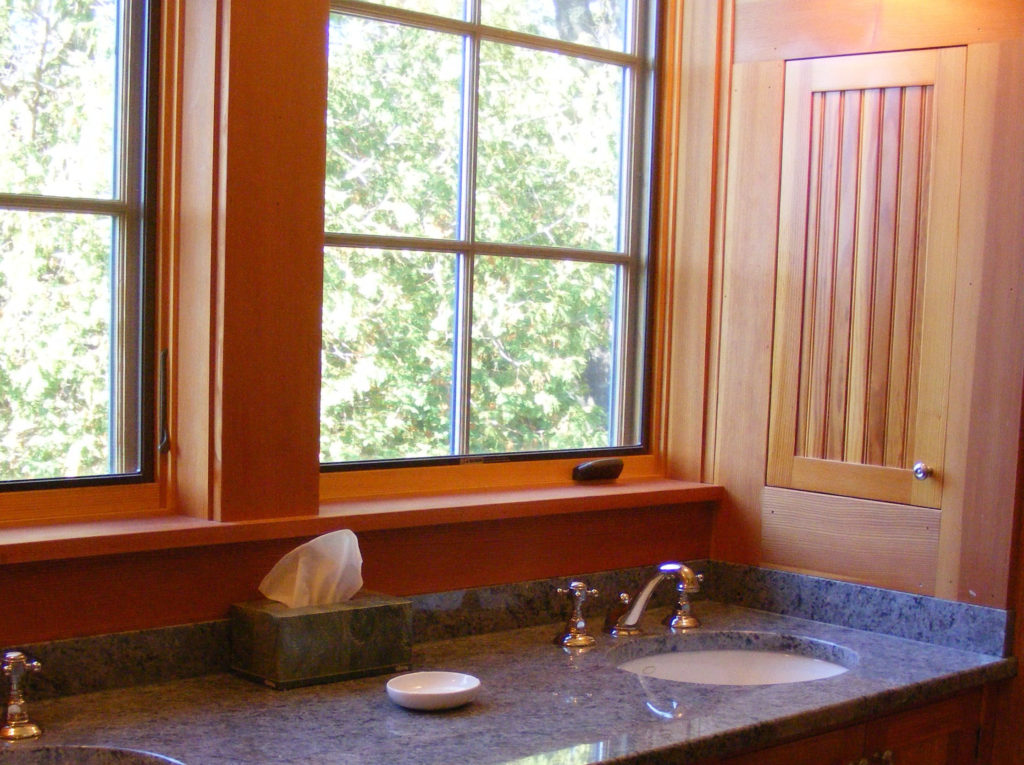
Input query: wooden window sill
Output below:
<box><xmin>0</xmin><ymin>478</ymin><xmax>722</xmax><ymax>565</ymax></box>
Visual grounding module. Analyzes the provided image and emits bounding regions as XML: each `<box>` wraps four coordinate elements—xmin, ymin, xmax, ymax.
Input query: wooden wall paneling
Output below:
<box><xmin>988</xmin><ymin>352</ymin><xmax>1024</xmax><ymax>765</ymax></box>
<box><xmin>701</xmin><ymin>0</ymin><xmax>733</xmax><ymax>484</ymax></box>
<box><xmin>0</xmin><ymin>503</ymin><xmax>714</xmax><ymax>645</ymax></box>
<box><xmin>763</xmin><ymin>55</ymin><xmax>812</xmax><ymax>491</ymax></box>
<box><xmin>174</xmin><ymin>0</ymin><xmax>219</xmax><ymax>519</ymax></box>
<box><xmin>661</xmin><ymin>0</ymin><xmax>725</xmax><ymax>482</ymax></box>
<box><xmin>734</xmin><ymin>0</ymin><xmax>1024</xmax><ymax>63</ymax></box>
<box><xmin>359</xmin><ymin>503</ymin><xmax>715</xmax><ymax>597</ymax></box>
<box><xmin>0</xmin><ymin>540</ymin><xmax>302</xmax><ymax>644</ymax></box>
<box><xmin>761</xmin><ymin>486</ymin><xmax>939</xmax><ymax>594</ymax></box>
<box><xmin>706</xmin><ymin>60</ymin><xmax>784</xmax><ymax>563</ymax></box>
<box><xmin>936</xmin><ymin>39</ymin><xmax>1024</xmax><ymax>606</ymax></box>
<box><xmin>766</xmin><ymin>49</ymin><xmax>965</xmax><ymax>510</ymax></box>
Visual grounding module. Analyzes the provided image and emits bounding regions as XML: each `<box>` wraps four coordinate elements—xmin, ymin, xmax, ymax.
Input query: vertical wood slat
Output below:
<box><xmin>794</xmin><ymin>90</ymin><xmax>819</xmax><ymax>461</ymax></box>
<box><xmin>864</xmin><ymin>86</ymin><xmax>901</xmax><ymax>467</ymax></box>
<box><xmin>844</xmin><ymin>88</ymin><xmax>880</xmax><ymax>464</ymax></box>
<box><xmin>885</xmin><ymin>86</ymin><xmax>925</xmax><ymax>468</ymax></box>
<box><xmin>797</xmin><ymin>91</ymin><xmax>831</xmax><ymax>460</ymax></box>
<box><xmin>826</xmin><ymin>91</ymin><xmax>861</xmax><ymax>462</ymax></box>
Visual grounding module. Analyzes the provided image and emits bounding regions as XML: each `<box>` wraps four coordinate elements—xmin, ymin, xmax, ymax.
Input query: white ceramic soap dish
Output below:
<box><xmin>385</xmin><ymin>671</ymin><xmax>481</xmax><ymax>711</ymax></box>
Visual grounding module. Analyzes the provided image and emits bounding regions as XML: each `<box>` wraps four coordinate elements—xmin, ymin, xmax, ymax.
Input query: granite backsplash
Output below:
<box><xmin>5</xmin><ymin>560</ymin><xmax>1011</xmax><ymax>701</ymax></box>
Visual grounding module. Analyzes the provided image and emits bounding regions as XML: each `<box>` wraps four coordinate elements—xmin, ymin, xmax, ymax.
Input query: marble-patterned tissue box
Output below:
<box><xmin>229</xmin><ymin>591</ymin><xmax>412</xmax><ymax>689</ymax></box>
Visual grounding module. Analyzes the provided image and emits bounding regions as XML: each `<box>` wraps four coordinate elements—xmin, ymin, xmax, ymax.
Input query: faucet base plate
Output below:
<box><xmin>2</xmin><ymin>721</ymin><xmax>42</xmax><ymax>741</ymax></box>
<box><xmin>607</xmin><ymin>625</ymin><xmax>644</xmax><ymax>638</ymax></box>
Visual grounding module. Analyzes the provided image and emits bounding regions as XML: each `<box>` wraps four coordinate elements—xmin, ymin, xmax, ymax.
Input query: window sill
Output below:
<box><xmin>0</xmin><ymin>478</ymin><xmax>723</xmax><ymax>565</ymax></box>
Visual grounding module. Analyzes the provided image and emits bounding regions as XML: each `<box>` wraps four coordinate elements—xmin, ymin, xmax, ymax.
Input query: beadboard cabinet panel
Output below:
<box><xmin>767</xmin><ymin>49</ymin><xmax>966</xmax><ymax>509</ymax></box>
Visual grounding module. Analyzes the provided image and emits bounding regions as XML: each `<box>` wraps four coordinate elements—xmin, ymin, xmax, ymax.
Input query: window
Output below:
<box><xmin>0</xmin><ymin>0</ymin><xmax>156</xmax><ymax>487</ymax></box>
<box><xmin>322</xmin><ymin>0</ymin><xmax>656</xmax><ymax>468</ymax></box>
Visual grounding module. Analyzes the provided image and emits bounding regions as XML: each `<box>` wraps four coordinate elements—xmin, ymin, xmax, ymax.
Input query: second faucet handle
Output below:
<box><xmin>2</xmin><ymin>650</ymin><xmax>42</xmax><ymax>741</ymax></box>
<box><xmin>555</xmin><ymin>581</ymin><xmax>599</xmax><ymax>648</ymax></box>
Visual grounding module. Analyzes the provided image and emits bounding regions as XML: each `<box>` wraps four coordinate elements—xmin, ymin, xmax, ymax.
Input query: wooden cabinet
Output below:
<box><xmin>766</xmin><ymin>48</ymin><xmax>966</xmax><ymax>510</ymax></box>
<box><xmin>746</xmin><ymin>35</ymin><xmax>1024</xmax><ymax>598</ymax></box>
<box><xmin>712</xmin><ymin>690</ymin><xmax>982</xmax><ymax>765</ymax></box>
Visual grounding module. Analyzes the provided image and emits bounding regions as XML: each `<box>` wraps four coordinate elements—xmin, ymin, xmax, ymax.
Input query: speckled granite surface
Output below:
<box><xmin>411</xmin><ymin>565</ymin><xmax>677</xmax><ymax>643</ymax></box>
<box><xmin>8</xmin><ymin>560</ymin><xmax>1010</xmax><ymax>703</ymax></box>
<box><xmin>703</xmin><ymin>561</ymin><xmax>1012</xmax><ymax>656</ymax></box>
<box><xmin>5</xmin><ymin>602</ymin><xmax>1013</xmax><ymax>765</ymax></box>
<box><xmin>13</xmin><ymin>622</ymin><xmax>231</xmax><ymax>701</ymax></box>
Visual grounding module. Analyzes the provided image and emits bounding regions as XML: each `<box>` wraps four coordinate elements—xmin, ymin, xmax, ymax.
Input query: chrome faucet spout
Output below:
<box><xmin>607</xmin><ymin>562</ymin><xmax>702</xmax><ymax>637</ymax></box>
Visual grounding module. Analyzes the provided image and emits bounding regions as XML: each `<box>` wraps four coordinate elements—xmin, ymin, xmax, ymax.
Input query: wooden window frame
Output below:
<box><xmin>321</xmin><ymin>0</ymin><xmax>655</xmax><ymax>471</ymax></box>
<box><xmin>0</xmin><ymin>0</ymin><xmax>725</xmax><ymax>556</ymax></box>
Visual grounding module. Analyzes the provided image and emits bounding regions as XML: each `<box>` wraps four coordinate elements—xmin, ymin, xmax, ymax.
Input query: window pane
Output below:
<box><xmin>476</xmin><ymin>42</ymin><xmax>625</xmax><ymax>251</ymax></box>
<box><xmin>0</xmin><ymin>210</ymin><xmax>115</xmax><ymax>481</ymax></box>
<box><xmin>483</xmin><ymin>0</ymin><xmax>629</xmax><ymax>52</ymax></box>
<box><xmin>469</xmin><ymin>256</ymin><xmax>616</xmax><ymax>453</ymax></box>
<box><xmin>0</xmin><ymin>0</ymin><xmax>119</xmax><ymax>198</ymax></box>
<box><xmin>325</xmin><ymin>15</ymin><xmax>464</xmax><ymax>239</ymax></box>
<box><xmin>373</xmin><ymin>0</ymin><xmax>467</xmax><ymax>19</ymax></box>
<box><xmin>321</xmin><ymin>248</ymin><xmax>455</xmax><ymax>462</ymax></box>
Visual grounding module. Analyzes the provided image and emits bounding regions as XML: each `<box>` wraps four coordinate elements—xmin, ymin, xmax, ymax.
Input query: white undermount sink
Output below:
<box><xmin>615</xmin><ymin>631</ymin><xmax>858</xmax><ymax>686</ymax></box>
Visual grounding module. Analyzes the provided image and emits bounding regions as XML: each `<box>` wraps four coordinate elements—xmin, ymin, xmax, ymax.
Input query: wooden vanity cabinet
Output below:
<box><xmin>711</xmin><ymin>689</ymin><xmax>982</xmax><ymax>765</ymax></box>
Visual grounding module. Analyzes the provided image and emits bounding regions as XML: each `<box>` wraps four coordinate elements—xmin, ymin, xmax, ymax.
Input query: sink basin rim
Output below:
<box><xmin>0</xmin><ymin>745</ymin><xmax>186</xmax><ymax>764</ymax></box>
<box><xmin>612</xmin><ymin>630</ymin><xmax>859</xmax><ymax>686</ymax></box>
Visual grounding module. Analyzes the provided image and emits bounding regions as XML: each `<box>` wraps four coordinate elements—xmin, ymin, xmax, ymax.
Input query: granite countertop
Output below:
<box><xmin>3</xmin><ymin>600</ymin><xmax>1014</xmax><ymax>765</ymax></box>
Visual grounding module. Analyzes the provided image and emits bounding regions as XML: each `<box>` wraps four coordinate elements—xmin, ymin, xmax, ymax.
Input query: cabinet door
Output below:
<box><xmin>766</xmin><ymin>48</ymin><xmax>966</xmax><ymax>508</ymax></box>
<box><xmin>716</xmin><ymin>726</ymin><xmax>861</xmax><ymax>765</ymax></box>
<box><xmin>712</xmin><ymin>691</ymin><xmax>982</xmax><ymax>765</ymax></box>
<box><xmin>881</xmin><ymin>735</ymin><xmax>977</xmax><ymax>765</ymax></box>
<box><xmin>865</xmin><ymin>690</ymin><xmax>981</xmax><ymax>765</ymax></box>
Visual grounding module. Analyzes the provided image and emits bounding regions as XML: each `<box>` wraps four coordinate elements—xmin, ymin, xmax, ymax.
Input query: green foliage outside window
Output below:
<box><xmin>0</xmin><ymin>0</ymin><xmax>122</xmax><ymax>482</ymax></box>
<box><xmin>321</xmin><ymin>0</ymin><xmax>647</xmax><ymax>463</ymax></box>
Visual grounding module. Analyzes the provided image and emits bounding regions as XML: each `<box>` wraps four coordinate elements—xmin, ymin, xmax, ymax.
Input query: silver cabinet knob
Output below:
<box><xmin>912</xmin><ymin>462</ymin><xmax>933</xmax><ymax>480</ymax></box>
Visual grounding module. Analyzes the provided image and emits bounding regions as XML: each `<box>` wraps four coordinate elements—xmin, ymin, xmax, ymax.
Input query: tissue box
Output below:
<box><xmin>230</xmin><ymin>591</ymin><xmax>412</xmax><ymax>689</ymax></box>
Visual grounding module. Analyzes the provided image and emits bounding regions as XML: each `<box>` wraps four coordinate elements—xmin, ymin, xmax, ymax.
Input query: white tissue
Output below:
<box><xmin>259</xmin><ymin>529</ymin><xmax>363</xmax><ymax>608</ymax></box>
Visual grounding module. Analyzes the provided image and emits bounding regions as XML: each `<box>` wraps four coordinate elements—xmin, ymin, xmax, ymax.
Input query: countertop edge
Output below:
<box><xmin>655</xmin><ymin>659</ymin><xmax>1017</xmax><ymax>764</ymax></box>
